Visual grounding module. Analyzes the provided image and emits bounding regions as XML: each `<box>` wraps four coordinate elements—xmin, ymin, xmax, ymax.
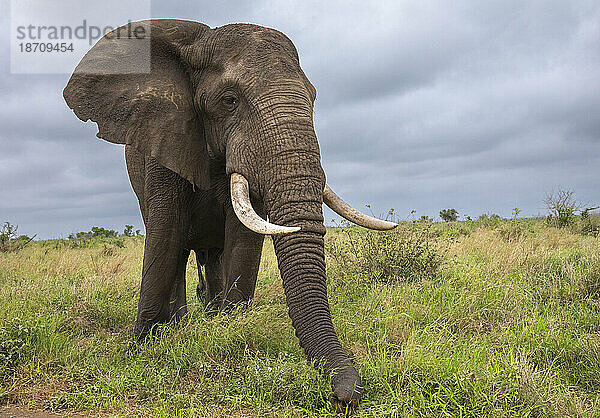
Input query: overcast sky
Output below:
<box><xmin>1</xmin><ymin>1</ymin><xmax>599</xmax><ymax>238</ymax></box>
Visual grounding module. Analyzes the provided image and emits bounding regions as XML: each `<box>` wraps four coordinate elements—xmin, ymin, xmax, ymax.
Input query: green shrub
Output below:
<box><xmin>0</xmin><ymin>319</ymin><xmax>44</xmax><ymax>379</ymax></box>
<box><xmin>326</xmin><ymin>223</ymin><xmax>443</xmax><ymax>283</ymax></box>
<box><xmin>476</xmin><ymin>213</ymin><xmax>503</xmax><ymax>228</ymax></box>
<box><xmin>544</xmin><ymin>188</ymin><xmax>580</xmax><ymax>228</ymax></box>
<box><xmin>497</xmin><ymin>211</ymin><xmax>534</xmax><ymax>242</ymax></box>
<box><xmin>579</xmin><ymin>209</ymin><xmax>600</xmax><ymax>236</ymax></box>
<box><xmin>497</xmin><ymin>222</ymin><xmax>525</xmax><ymax>241</ymax></box>
<box><xmin>426</xmin><ymin>221</ymin><xmax>476</xmax><ymax>239</ymax></box>
<box><xmin>0</xmin><ymin>222</ymin><xmax>34</xmax><ymax>253</ymax></box>
<box><xmin>440</xmin><ymin>227</ymin><xmax>465</xmax><ymax>240</ymax></box>
<box><xmin>123</xmin><ymin>225</ymin><xmax>134</xmax><ymax>237</ymax></box>
<box><xmin>66</xmin><ymin>226</ymin><xmax>125</xmax><ymax>248</ymax></box>
<box><xmin>440</xmin><ymin>209</ymin><xmax>458</xmax><ymax>222</ymax></box>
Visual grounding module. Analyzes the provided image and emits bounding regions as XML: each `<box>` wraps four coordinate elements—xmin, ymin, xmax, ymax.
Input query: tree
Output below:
<box><xmin>544</xmin><ymin>188</ymin><xmax>580</xmax><ymax>228</ymax></box>
<box><xmin>581</xmin><ymin>206</ymin><xmax>600</xmax><ymax>219</ymax></box>
<box><xmin>90</xmin><ymin>226</ymin><xmax>118</xmax><ymax>238</ymax></box>
<box><xmin>580</xmin><ymin>206</ymin><xmax>600</xmax><ymax>235</ymax></box>
<box><xmin>0</xmin><ymin>222</ymin><xmax>18</xmax><ymax>251</ymax></box>
<box><xmin>1</xmin><ymin>222</ymin><xmax>34</xmax><ymax>252</ymax></box>
<box><xmin>439</xmin><ymin>209</ymin><xmax>458</xmax><ymax>222</ymax></box>
<box><xmin>123</xmin><ymin>225</ymin><xmax>134</xmax><ymax>237</ymax></box>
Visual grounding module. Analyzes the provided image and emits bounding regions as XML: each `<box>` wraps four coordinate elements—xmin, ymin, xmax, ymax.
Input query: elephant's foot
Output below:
<box><xmin>201</xmin><ymin>293</ymin><xmax>223</xmax><ymax>316</ymax></box>
<box><xmin>125</xmin><ymin>326</ymin><xmax>154</xmax><ymax>356</ymax></box>
<box><xmin>132</xmin><ymin>307</ymin><xmax>185</xmax><ymax>345</ymax></box>
<box><xmin>169</xmin><ymin>302</ymin><xmax>188</xmax><ymax>324</ymax></box>
<box><xmin>220</xmin><ymin>297</ymin><xmax>252</xmax><ymax>313</ymax></box>
<box><xmin>203</xmin><ymin>288</ymin><xmax>252</xmax><ymax>316</ymax></box>
<box><xmin>127</xmin><ymin>317</ymin><xmax>176</xmax><ymax>355</ymax></box>
<box><xmin>200</xmin><ymin>298</ymin><xmax>251</xmax><ymax>318</ymax></box>
<box><xmin>330</xmin><ymin>365</ymin><xmax>362</xmax><ymax>412</ymax></box>
<box><xmin>132</xmin><ymin>318</ymin><xmax>162</xmax><ymax>344</ymax></box>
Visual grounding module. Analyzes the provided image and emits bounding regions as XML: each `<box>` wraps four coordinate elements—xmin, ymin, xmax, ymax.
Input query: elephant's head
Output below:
<box><xmin>63</xmin><ymin>19</ymin><xmax>395</xmax><ymax>406</ymax></box>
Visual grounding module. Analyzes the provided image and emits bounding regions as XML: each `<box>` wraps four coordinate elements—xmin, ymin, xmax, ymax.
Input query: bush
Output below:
<box><xmin>496</xmin><ymin>209</ymin><xmax>533</xmax><ymax>242</ymax></box>
<box><xmin>123</xmin><ymin>224</ymin><xmax>134</xmax><ymax>237</ymax></box>
<box><xmin>0</xmin><ymin>222</ymin><xmax>34</xmax><ymax>252</ymax></box>
<box><xmin>440</xmin><ymin>209</ymin><xmax>458</xmax><ymax>222</ymax></box>
<box><xmin>90</xmin><ymin>226</ymin><xmax>118</xmax><ymax>238</ymax></box>
<box><xmin>544</xmin><ymin>188</ymin><xmax>580</xmax><ymax>228</ymax></box>
<box><xmin>67</xmin><ymin>226</ymin><xmax>123</xmax><ymax>248</ymax></box>
<box><xmin>326</xmin><ymin>223</ymin><xmax>443</xmax><ymax>283</ymax></box>
<box><xmin>497</xmin><ymin>221</ymin><xmax>528</xmax><ymax>242</ymax></box>
<box><xmin>0</xmin><ymin>319</ymin><xmax>44</xmax><ymax>379</ymax></box>
<box><xmin>579</xmin><ymin>208</ymin><xmax>600</xmax><ymax>236</ymax></box>
<box><xmin>476</xmin><ymin>213</ymin><xmax>503</xmax><ymax>228</ymax></box>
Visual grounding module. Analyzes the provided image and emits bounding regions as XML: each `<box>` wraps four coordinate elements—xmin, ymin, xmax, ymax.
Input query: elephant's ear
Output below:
<box><xmin>64</xmin><ymin>19</ymin><xmax>211</xmax><ymax>190</ymax></box>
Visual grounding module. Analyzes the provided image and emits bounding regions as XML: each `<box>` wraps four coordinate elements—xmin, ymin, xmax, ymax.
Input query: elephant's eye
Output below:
<box><xmin>222</xmin><ymin>95</ymin><xmax>238</xmax><ymax>108</ymax></box>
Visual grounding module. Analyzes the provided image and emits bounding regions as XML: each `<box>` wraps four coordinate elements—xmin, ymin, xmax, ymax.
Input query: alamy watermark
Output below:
<box><xmin>10</xmin><ymin>0</ymin><xmax>151</xmax><ymax>74</ymax></box>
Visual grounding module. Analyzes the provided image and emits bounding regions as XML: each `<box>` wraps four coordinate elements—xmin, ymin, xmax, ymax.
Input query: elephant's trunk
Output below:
<box><xmin>272</xmin><ymin>228</ymin><xmax>362</xmax><ymax>403</ymax></box>
<box><xmin>266</xmin><ymin>176</ymin><xmax>362</xmax><ymax>404</ymax></box>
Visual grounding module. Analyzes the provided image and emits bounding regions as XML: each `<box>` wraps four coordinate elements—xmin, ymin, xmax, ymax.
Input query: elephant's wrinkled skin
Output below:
<box><xmin>64</xmin><ymin>19</ymin><xmax>395</xmax><ymax>406</ymax></box>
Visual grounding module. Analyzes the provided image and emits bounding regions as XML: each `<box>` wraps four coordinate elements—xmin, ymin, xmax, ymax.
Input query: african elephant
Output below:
<box><xmin>63</xmin><ymin>19</ymin><xmax>395</xmax><ymax>406</ymax></box>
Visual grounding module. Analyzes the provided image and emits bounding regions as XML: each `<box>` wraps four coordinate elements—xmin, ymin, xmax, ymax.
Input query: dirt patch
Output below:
<box><xmin>6</xmin><ymin>378</ymin><xmax>69</xmax><ymax>407</ymax></box>
<box><xmin>0</xmin><ymin>406</ymin><xmax>86</xmax><ymax>417</ymax></box>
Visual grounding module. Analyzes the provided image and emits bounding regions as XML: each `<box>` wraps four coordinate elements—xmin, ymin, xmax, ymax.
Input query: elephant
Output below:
<box><xmin>63</xmin><ymin>19</ymin><xmax>396</xmax><ymax>407</ymax></box>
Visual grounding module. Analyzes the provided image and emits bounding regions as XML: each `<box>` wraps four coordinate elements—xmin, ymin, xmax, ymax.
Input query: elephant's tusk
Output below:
<box><xmin>323</xmin><ymin>184</ymin><xmax>398</xmax><ymax>230</ymax></box>
<box><xmin>230</xmin><ymin>173</ymin><xmax>301</xmax><ymax>235</ymax></box>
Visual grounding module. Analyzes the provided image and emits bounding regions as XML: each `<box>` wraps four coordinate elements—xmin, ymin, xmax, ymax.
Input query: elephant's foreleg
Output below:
<box><xmin>133</xmin><ymin>158</ymin><xmax>193</xmax><ymax>342</ymax></box>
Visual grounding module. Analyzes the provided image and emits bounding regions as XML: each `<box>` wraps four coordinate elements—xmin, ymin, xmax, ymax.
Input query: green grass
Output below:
<box><xmin>1</xmin><ymin>221</ymin><xmax>599</xmax><ymax>416</ymax></box>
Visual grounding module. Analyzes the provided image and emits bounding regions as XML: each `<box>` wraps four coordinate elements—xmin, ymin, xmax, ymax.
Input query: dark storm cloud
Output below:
<box><xmin>1</xmin><ymin>0</ymin><xmax>599</xmax><ymax>238</ymax></box>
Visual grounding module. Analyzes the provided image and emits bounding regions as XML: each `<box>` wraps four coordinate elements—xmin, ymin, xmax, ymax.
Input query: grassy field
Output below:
<box><xmin>0</xmin><ymin>218</ymin><xmax>599</xmax><ymax>416</ymax></box>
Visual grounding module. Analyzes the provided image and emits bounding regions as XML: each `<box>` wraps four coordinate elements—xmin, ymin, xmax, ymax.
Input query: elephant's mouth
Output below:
<box><xmin>229</xmin><ymin>172</ymin><xmax>397</xmax><ymax>235</ymax></box>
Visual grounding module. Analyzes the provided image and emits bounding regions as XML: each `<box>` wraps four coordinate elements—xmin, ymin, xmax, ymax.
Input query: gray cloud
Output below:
<box><xmin>1</xmin><ymin>0</ymin><xmax>599</xmax><ymax>238</ymax></box>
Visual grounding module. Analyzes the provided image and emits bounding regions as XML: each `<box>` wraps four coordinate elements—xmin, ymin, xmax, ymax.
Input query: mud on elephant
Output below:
<box><xmin>63</xmin><ymin>19</ymin><xmax>396</xmax><ymax>407</ymax></box>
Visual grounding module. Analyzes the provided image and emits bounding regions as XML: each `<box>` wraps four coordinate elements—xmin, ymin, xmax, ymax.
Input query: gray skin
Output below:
<box><xmin>64</xmin><ymin>19</ymin><xmax>361</xmax><ymax>406</ymax></box>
